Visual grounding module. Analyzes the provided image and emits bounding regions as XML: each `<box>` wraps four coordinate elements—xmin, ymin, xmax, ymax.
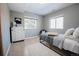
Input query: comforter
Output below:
<box><xmin>63</xmin><ymin>39</ymin><xmax>79</xmax><ymax>54</ymax></box>
<box><xmin>53</xmin><ymin>34</ymin><xmax>65</xmax><ymax>49</ymax></box>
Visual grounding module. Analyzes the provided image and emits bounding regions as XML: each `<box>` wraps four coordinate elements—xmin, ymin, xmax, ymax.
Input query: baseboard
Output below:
<box><xmin>25</xmin><ymin>36</ymin><xmax>38</xmax><ymax>39</ymax></box>
<box><xmin>5</xmin><ymin>43</ymin><xmax>11</xmax><ymax>56</ymax></box>
<box><xmin>12</xmin><ymin>40</ymin><xmax>24</xmax><ymax>43</ymax></box>
<box><xmin>12</xmin><ymin>36</ymin><xmax>38</xmax><ymax>43</ymax></box>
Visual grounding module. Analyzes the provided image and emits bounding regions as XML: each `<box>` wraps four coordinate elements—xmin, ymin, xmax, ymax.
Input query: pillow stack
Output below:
<box><xmin>64</xmin><ymin>27</ymin><xmax>79</xmax><ymax>42</ymax></box>
<box><xmin>73</xmin><ymin>27</ymin><xmax>79</xmax><ymax>42</ymax></box>
<box><xmin>64</xmin><ymin>28</ymin><xmax>75</xmax><ymax>37</ymax></box>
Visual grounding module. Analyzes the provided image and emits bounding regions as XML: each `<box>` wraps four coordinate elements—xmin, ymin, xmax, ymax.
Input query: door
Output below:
<box><xmin>0</xmin><ymin>16</ymin><xmax>3</xmax><ymax>56</ymax></box>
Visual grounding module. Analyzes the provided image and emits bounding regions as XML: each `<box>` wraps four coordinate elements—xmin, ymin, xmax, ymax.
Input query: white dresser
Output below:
<box><xmin>12</xmin><ymin>26</ymin><xmax>25</xmax><ymax>42</ymax></box>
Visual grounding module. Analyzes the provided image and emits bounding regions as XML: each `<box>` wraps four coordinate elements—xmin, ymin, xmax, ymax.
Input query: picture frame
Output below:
<box><xmin>14</xmin><ymin>17</ymin><xmax>22</xmax><ymax>24</ymax></box>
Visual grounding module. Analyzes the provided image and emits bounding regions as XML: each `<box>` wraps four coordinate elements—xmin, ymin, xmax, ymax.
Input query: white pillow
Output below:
<box><xmin>73</xmin><ymin>27</ymin><xmax>79</xmax><ymax>42</ymax></box>
<box><xmin>64</xmin><ymin>28</ymin><xmax>75</xmax><ymax>36</ymax></box>
<box><xmin>41</xmin><ymin>31</ymin><xmax>48</xmax><ymax>36</ymax></box>
<box><xmin>41</xmin><ymin>31</ymin><xmax>45</xmax><ymax>35</ymax></box>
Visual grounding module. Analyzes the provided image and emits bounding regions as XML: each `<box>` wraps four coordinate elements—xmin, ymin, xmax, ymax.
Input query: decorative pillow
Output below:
<box><xmin>41</xmin><ymin>31</ymin><xmax>48</xmax><ymax>36</ymax></box>
<box><xmin>41</xmin><ymin>31</ymin><xmax>45</xmax><ymax>35</ymax></box>
<box><xmin>64</xmin><ymin>28</ymin><xmax>75</xmax><ymax>36</ymax></box>
<box><xmin>73</xmin><ymin>27</ymin><xmax>79</xmax><ymax>42</ymax></box>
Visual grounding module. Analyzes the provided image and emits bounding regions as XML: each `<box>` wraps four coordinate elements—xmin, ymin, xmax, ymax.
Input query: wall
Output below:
<box><xmin>43</xmin><ymin>4</ymin><xmax>79</xmax><ymax>34</ymax></box>
<box><xmin>0</xmin><ymin>3</ymin><xmax>10</xmax><ymax>55</ymax></box>
<box><xmin>10</xmin><ymin>11</ymin><xmax>43</xmax><ymax>38</ymax></box>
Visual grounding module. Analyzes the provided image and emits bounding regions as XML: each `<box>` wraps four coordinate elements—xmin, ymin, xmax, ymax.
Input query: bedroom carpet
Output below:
<box><xmin>8</xmin><ymin>37</ymin><xmax>60</xmax><ymax>56</ymax></box>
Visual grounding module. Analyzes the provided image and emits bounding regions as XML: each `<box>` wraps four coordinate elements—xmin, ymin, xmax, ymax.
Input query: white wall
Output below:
<box><xmin>0</xmin><ymin>3</ymin><xmax>10</xmax><ymax>55</ymax></box>
<box><xmin>10</xmin><ymin>11</ymin><xmax>43</xmax><ymax>38</ymax></box>
<box><xmin>43</xmin><ymin>4</ymin><xmax>79</xmax><ymax>34</ymax></box>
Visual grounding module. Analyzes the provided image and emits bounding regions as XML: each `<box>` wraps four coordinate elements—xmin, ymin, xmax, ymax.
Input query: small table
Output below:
<box><xmin>48</xmin><ymin>32</ymin><xmax>58</xmax><ymax>36</ymax></box>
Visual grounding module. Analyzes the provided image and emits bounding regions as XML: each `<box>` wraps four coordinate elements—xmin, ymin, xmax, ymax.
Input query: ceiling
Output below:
<box><xmin>8</xmin><ymin>3</ymin><xmax>74</xmax><ymax>16</ymax></box>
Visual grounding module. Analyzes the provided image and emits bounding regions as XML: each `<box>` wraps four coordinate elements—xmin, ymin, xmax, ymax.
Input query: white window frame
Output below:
<box><xmin>49</xmin><ymin>16</ymin><xmax>64</xmax><ymax>29</ymax></box>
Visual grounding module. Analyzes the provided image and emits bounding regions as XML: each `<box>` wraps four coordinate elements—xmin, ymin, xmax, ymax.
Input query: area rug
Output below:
<box><xmin>40</xmin><ymin>40</ymin><xmax>79</xmax><ymax>56</ymax></box>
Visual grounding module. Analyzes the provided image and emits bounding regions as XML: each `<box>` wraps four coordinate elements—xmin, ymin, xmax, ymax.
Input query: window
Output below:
<box><xmin>50</xmin><ymin>19</ymin><xmax>55</xmax><ymax>28</ymax></box>
<box><xmin>24</xmin><ymin>18</ymin><xmax>37</xmax><ymax>29</ymax></box>
<box><xmin>49</xmin><ymin>16</ymin><xmax>64</xmax><ymax>29</ymax></box>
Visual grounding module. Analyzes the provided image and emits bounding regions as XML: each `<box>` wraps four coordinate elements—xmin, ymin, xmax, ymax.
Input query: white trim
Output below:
<box><xmin>24</xmin><ymin>16</ymin><xmax>38</xmax><ymax>20</ymax></box>
<box><xmin>24</xmin><ymin>36</ymin><xmax>38</xmax><ymax>39</ymax></box>
<box><xmin>5</xmin><ymin>43</ymin><xmax>11</xmax><ymax>56</ymax></box>
<box><xmin>49</xmin><ymin>14</ymin><xmax>64</xmax><ymax>19</ymax></box>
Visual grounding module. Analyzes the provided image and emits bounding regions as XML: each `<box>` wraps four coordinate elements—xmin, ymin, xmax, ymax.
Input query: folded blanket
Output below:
<box><xmin>53</xmin><ymin>34</ymin><xmax>65</xmax><ymax>49</ymax></box>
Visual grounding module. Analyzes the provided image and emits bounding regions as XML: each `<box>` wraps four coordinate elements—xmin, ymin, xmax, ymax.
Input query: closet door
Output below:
<box><xmin>12</xmin><ymin>29</ymin><xmax>16</xmax><ymax>42</ymax></box>
<box><xmin>16</xmin><ymin>27</ymin><xmax>25</xmax><ymax>41</ymax></box>
<box><xmin>12</xmin><ymin>27</ymin><xmax>25</xmax><ymax>42</ymax></box>
<box><xmin>15</xmin><ymin>27</ymin><xmax>23</xmax><ymax>41</ymax></box>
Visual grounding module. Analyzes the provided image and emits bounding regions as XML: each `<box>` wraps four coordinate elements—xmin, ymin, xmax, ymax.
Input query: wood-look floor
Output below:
<box><xmin>8</xmin><ymin>37</ymin><xmax>60</xmax><ymax>56</ymax></box>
